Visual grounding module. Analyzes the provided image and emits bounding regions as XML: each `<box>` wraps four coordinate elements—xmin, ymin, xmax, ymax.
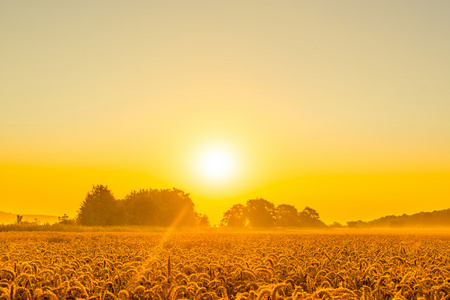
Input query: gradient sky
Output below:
<box><xmin>1</xmin><ymin>1</ymin><xmax>449</xmax><ymax>225</ymax></box>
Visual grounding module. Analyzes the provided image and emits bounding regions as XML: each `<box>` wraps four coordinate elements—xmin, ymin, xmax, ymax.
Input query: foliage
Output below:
<box><xmin>276</xmin><ymin>204</ymin><xmax>299</xmax><ymax>227</ymax></box>
<box><xmin>347</xmin><ymin>208</ymin><xmax>450</xmax><ymax>228</ymax></box>
<box><xmin>221</xmin><ymin>204</ymin><xmax>247</xmax><ymax>228</ymax></box>
<box><xmin>16</xmin><ymin>215</ymin><xmax>23</xmax><ymax>224</ymax></box>
<box><xmin>77</xmin><ymin>185</ymin><xmax>117</xmax><ymax>226</ymax></box>
<box><xmin>57</xmin><ymin>214</ymin><xmax>77</xmax><ymax>225</ymax></box>
<box><xmin>122</xmin><ymin>188</ymin><xmax>197</xmax><ymax>227</ymax></box>
<box><xmin>77</xmin><ymin>186</ymin><xmax>200</xmax><ymax>227</ymax></box>
<box><xmin>298</xmin><ymin>206</ymin><xmax>327</xmax><ymax>228</ymax></box>
<box><xmin>246</xmin><ymin>198</ymin><xmax>276</xmax><ymax>228</ymax></box>
<box><xmin>0</xmin><ymin>223</ymin><xmax>169</xmax><ymax>232</ymax></box>
<box><xmin>347</xmin><ymin>220</ymin><xmax>368</xmax><ymax>229</ymax></box>
<box><xmin>195</xmin><ymin>213</ymin><xmax>210</xmax><ymax>227</ymax></box>
<box><xmin>329</xmin><ymin>222</ymin><xmax>344</xmax><ymax>228</ymax></box>
<box><xmin>221</xmin><ymin>200</ymin><xmax>326</xmax><ymax>229</ymax></box>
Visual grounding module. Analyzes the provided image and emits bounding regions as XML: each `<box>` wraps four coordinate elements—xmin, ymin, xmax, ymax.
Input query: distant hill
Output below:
<box><xmin>0</xmin><ymin>211</ymin><xmax>59</xmax><ymax>224</ymax></box>
<box><xmin>347</xmin><ymin>208</ymin><xmax>450</xmax><ymax>228</ymax></box>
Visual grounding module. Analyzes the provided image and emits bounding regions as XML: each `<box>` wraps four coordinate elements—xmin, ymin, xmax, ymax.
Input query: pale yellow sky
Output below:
<box><xmin>1</xmin><ymin>1</ymin><xmax>449</xmax><ymax>225</ymax></box>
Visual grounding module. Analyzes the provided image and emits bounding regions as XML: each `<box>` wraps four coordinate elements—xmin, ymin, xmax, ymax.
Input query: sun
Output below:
<box><xmin>197</xmin><ymin>146</ymin><xmax>236</xmax><ymax>182</ymax></box>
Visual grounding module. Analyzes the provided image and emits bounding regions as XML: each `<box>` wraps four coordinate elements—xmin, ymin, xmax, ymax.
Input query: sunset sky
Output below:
<box><xmin>1</xmin><ymin>1</ymin><xmax>449</xmax><ymax>225</ymax></box>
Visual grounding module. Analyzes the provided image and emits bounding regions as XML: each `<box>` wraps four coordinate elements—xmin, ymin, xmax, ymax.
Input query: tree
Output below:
<box><xmin>16</xmin><ymin>215</ymin><xmax>23</xmax><ymax>224</ymax></box>
<box><xmin>77</xmin><ymin>185</ymin><xmax>117</xmax><ymax>226</ymax></box>
<box><xmin>246</xmin><ymin>199</ymin><xmax>276</xmax><ymax>228</ymax></box>
<box><xmin>113</xmin><ymin>199</ymin><xmax>127</xmax><ymax>226</ymax></box>
<box><xmin>275</xmin><ymin>204</ymin><xmax>299</xmax><ymax>227</ymax></box>
<box><xmin>347</xmin><ymin>220</ymin><xmax>367</xmax><ymax>228</ymax></box>
<box><xmin>298</xmin><ymin>206</ymin><xmax>327</xmax><ymax>228</ymax></box>
<box><xmin>221</xmin><ymin>204</ymin><xmax>247</xmax><ymax>228</ymax></box>
<box><xmin>58</xmin><ymin>214</ymin><xmax>76</xmax><ymax>225</ymax></box>
<box><xmin>196</xmin><ymin>213</ymin><xmax>210</xmax><ymax>227</ymax></box>
<box><xmin>123</xmin><ymin>190</ymin><xmax>158</xmax><ymax>226</ymax></box>
<box><xmin>329</xmin><ymin>222</ymin><xmax>344</xmax><ymax>228</ymax></box>
<box><xmin>155</xmin><ymin>188</ymin><xmax>197</xmax><ymax>227</ymax></box>
<box><xmin>300</xmin><ymin>207</ymin><xmax>320</xmax><ymax>220</ymax></box>
<box><xmin>122</xmin><ymin>188</ymin><xmax>197</xmax><ymax>227</ymax></box>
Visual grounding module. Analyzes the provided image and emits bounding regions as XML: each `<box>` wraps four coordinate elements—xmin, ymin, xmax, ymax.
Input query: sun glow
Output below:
<box><xmin>197</xmin><ymin>147</ymin><xmax>236</xmax><ymax>182</ymax></box>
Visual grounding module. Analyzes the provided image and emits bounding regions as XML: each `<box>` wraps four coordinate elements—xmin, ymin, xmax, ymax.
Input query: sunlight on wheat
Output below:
<box><xmin>0</xmin><ymin>232</ymin><xmax>449</xmax><ymax>300</ymax></box>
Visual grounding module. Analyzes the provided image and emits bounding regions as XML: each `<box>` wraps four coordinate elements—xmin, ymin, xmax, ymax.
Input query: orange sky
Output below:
<box><xmin>1</xmin><ymin>1</ymin><xmax>449</xmax><ymax>225</ymax></box>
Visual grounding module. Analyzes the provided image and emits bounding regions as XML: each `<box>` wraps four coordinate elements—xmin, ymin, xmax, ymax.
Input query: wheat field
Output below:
<box><xmin>0</xmin><ymin>232</ymin><xmax>449</xmax><ymax>300</ymax></box>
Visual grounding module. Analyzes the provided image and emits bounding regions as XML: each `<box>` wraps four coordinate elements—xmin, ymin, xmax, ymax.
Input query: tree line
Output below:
<box><xmin>347</xmin><ymin>209</ymin><xmax>450</xmax><ymax>228</ymax></box>
<box><xmin>75</xmin><ymin>185</ymin><xmax>327</xmax><ymax>228</ymax></box>
<box><xmin>77</xmin><ymin>185</ymin><xmax>209</xmax><ymax>227</ymax></box>
<box><xmin>8</xmin><ymin>184</ymin><xmax>450</xmax><ymax>229</ymax></box>
<box><xmin>220</xmin><ymin>199</ymin><xmax>327</xmax><ymax>228</ymax></box>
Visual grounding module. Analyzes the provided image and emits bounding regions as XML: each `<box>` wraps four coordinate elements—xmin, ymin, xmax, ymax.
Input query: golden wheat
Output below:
<box><xmin>0</xmin><ymin>232</ymin><xmax>450</xmax><ymax>299</ymax></box>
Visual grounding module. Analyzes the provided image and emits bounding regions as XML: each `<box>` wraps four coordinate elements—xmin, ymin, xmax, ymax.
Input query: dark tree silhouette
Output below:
<box><xmin>221</xmin><ymin>200</ymin><xmax>326</xmax><ymax>229</ymax></box>
<box><xmin>76</xmin><ymin>186</ymin><xmax>206</xmax><ymax>227</ymax></box>
<box><xmin>346</xmin><ymin>209</ymin><xmax>450</xmax><ymax>228</ymax></box>
<box><xmin>246</xmin><ymin>198</ymin><xmax>276</xmax><ymax>228</ymax></box>
<box><xmin>58</xmin><ymin>214</ymin><xmax>76</xmax><ymax>225</ymax></box>
<box><xmin>276</xmin><ymin>204</ymin><xmax>299</xmax><ymax>227</ymax></box>
<box><xmin>221</xmin><ymin>204</ymin><xmax>247</xmax><ymax>228</ymax></box>
<box><xmin>347</xmin><ymin>220</ymin><xmax>368</xmax><ymax>228</ymax></box>
<box><xmin>298</xmin><ymin>206</ymin><xmax>327</xmax><ymax>228</ymax></box>
<box><xmin>196</xmin><ymin>213</ymin><xmax>210</xmax><ymax>227</ymax></box>
<box><xmin>113</xmin><ymin>199</ymin><xmax>127</xmax><ymax>226</ymax></box>
<box><xmin>123</xmin><ymin>190</ymin><xmax>158</xmax><ymax>225</ymax></box>
<box><xmin>77</xmin><ymin>185</ymin><xmax>117</xmax><ymax>226</ymax></box>
<box><xmin>154</xmin><ymin>188</ymin><xmax>196</xmax><ymax>227</ymax></box>
<box><xmin>123</xmin><ymin>188</ymin><xmax>197</xmax><ymax>227</ymax></box>
<box><xmin>300</xmin><ymin>206</ymin><xmax>320</xmax><ymax>219</ymax></box>
<box><xmin>329</xmin><ymin>222</ymin><xmax>344</xmax><ymax>228</ymax></box>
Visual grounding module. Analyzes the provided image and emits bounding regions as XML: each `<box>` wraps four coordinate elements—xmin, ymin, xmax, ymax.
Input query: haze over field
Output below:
<box><xmin>0</xmin><ymin>211</ymin><xmax>58</xmax><ymax>225</ymax></box>
<box><xmin>1</xmin><ymin>1</ymin><xmax>449</xmax><ymax>225</ymax></box>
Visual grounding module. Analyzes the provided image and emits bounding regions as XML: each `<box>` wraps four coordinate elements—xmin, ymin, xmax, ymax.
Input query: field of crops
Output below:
<box><xmin>1</xmin><ymin>231</ymin><xmax>450</xmax><ymax>300</ymax></box>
